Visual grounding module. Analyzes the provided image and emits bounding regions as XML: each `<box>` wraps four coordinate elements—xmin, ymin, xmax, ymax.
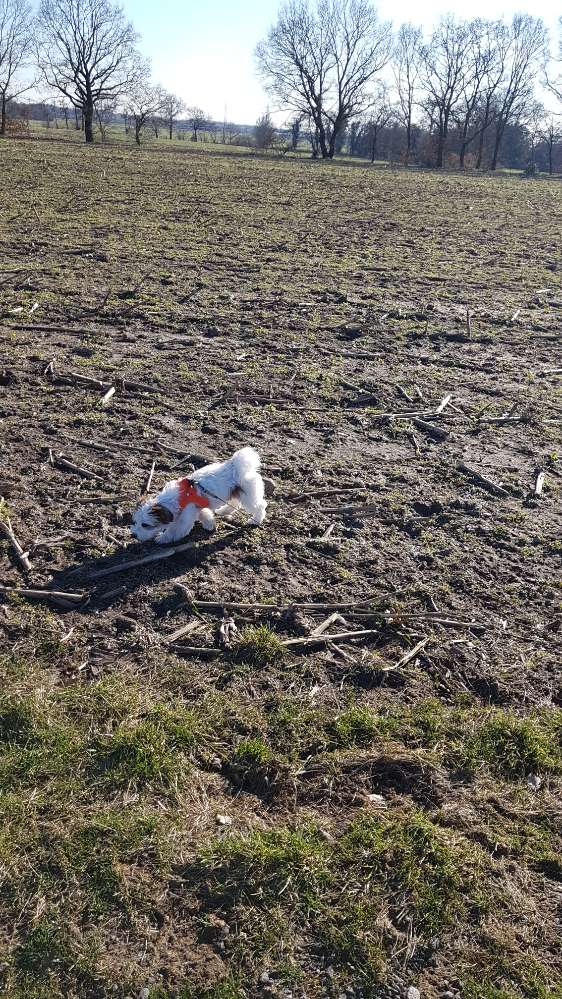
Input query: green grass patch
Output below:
<box><xmin>231</xmin><ymin>625</ymin><xmax>284</xmax><ymax>667</ymax></box>
<box><xmin>454</xmin><ymin>712</ymin><xmax>562</xmax><ymax>778</ymax></box>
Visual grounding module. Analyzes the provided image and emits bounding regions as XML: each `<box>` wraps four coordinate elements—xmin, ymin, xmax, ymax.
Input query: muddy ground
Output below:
<box><xmin>0</xmin><ymin>135</ymin><xmax>561</xmax><ymax>999</ymax></box>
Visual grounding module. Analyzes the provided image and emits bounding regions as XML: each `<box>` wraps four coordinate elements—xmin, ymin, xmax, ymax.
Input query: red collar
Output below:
<box><xmin>178</xmin><ymin>478</ymin><xmax>210</xmax><ymax>510</ymax></box>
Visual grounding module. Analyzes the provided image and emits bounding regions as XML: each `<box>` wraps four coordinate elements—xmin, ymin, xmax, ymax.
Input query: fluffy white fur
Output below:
<box><xmin>131</xmin><ymin>446</ymin><xmax>267</xmax><ymax>545</ymax></box>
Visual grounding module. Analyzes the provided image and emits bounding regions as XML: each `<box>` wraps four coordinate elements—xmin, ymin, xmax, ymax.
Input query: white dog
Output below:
<box><xmin>131</xmin><ymin>447</ymin><xmax>267</xmax><ymax>545</ymax></box>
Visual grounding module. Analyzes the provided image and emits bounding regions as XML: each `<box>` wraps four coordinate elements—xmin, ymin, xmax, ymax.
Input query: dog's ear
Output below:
<box><xmin>151</xmin><ymin>503</ymin><xmax>174</xmax><ymax>524</ymax></box>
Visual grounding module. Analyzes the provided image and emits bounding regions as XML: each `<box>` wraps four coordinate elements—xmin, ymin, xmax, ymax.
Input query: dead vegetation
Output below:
<box><xmin>0</xmin><ymin>135</ymin><xmax>561</xmax><ymax>999</ymax></box>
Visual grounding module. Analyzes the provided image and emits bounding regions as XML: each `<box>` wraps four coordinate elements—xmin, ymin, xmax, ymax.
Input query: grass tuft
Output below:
<box><xmin>232</xmin><ymin>625</ymin><xmax>284</xmax><ymax>667</ymax></box>
<box><xmin>455</xmin><ymin>712</ymin><xmax>562</xmax><ymax>778</ymax></box>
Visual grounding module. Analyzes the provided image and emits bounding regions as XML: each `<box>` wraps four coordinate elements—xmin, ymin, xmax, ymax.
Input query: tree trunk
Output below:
<box><xmin>84</xmin><ymin>101</ymin><xmax>94</xmax><ymax>144</ymax></box>
<box><xmin>548</xmin><ymin>142</ymin><xmax>553</xmax><ymax>176</ymax></box>
<box><xmin>0</xmin><ymin>93</ymin><xmax>6</xmax><ymax>136</ymax></box>
<box><xmin>476</xmin><ymin>125</ymin><xmax>486</xmax><ymax>169</ymax></box>
<box><xmin>405</xmin><ymin>118</ymin><xmax>411</xmax><ymax>166</ymax></box>
<box><xmin>370</xmin><ymin>127</ymin><xmax>378</xmax><ymax>163</ymax></box>
<box><xmin>135</xmin><ymin>123</ymin><xmax>141</xmax><ymax>146</ymax></box>
<box><xmin>317</xmin><ymin>116</ymin><xmax>329</xmax><ymax>158</ymax></box>
<box><xmin>436</xmin><ymin>131</ymin><xmax>445</xmax><ymax>169</ymax></box>
<box><xmin>169</xmin><ymin>118</ymin><xmax>173</xmax><ymax>139</ymax></box>
<box><xmin>490</xmin><ymin>122</ymin><xmax>503</xmax><ymax>171</ymax></box>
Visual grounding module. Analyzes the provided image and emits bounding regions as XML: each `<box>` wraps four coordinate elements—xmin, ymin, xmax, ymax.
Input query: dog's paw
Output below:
<box><xmin>250</xmin><ymin>504</ymin><xmax>267</xmax><ymax>526</ymax></box>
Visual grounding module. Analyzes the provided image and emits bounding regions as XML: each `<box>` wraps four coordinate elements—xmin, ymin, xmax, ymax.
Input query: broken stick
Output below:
<box><xmin>88</xmin><ymin>539</ymin><xmax>199</xmax><ymax>579</ymax></box>
<box><xmin>310</xmin><ymin>612</ymin><xmax>347</xmax><ymax>637</ymax></box>
<box><xmin>395</xmin><ymin>636</ymin><xmax>430</xmax><ymax>668</ymax></box>
<box><xmin>457</xmin><ymin>461</ymin><xmax>510</xmax><ymax>498</ymax></box>
<box><xmin>165</xmin><ymin>619</ymin><xmax>204</xmax><ymax>644</ymax></box>
<box><xmin>534</xmin><ymin>471</ymin><xmax>545</xmax><ymax>496</ymax></box>
<box><xmin>0</xmin><ymin>517</ymin><xmax>32</xmax><ymax>573</ymax></box>
<box><xmin>281</xmin><ymin>627</ymin><xmax>379</xmax><ymax>649</ymax></box>
<box><xmin>143</xmin><ymin>460</ymin><xmax>156</xmax><ymax>495</ymax></box>
<box><xmin>52</xmin><ymin>453</ymin><xmax>105</xmax><ymax>482</ymax></box>
<box><xmin>0</xmin><ymin>585</ymin><xmax>84</xmax><ymax>603</ymax></box>
<box><xmin>100</xmin><ymin>386</ymin><xmax>116</xmax><ymax>407</ymax></box>
<box><xmin>413</xmin><ymin>418</ymin><xmax>450</xmax><ymax>442</ymax></box>
<box><xmin>434</xmin><ymin>393</ymin><xmax>452</xmax><ymax>414</ymax></box>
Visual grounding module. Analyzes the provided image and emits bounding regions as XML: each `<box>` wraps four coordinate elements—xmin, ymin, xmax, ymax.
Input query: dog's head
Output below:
<box><xmin>130</xmin><ymin>498</ymin><xmax>174</xmax><ymax>542</ymax></box>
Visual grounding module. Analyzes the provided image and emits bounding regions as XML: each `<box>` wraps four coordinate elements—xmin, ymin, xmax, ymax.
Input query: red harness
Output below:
<box><xmin>178</xmin><ymin>478</ymin><xmax>210</xmax><ymax>511</ymax></box>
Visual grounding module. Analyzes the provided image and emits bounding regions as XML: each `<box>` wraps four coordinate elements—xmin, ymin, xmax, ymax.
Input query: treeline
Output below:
<box><xmin>1</xmin><ymin>0</ymin><xmax>561</xmax><ymax>170</ymax></box>
<box><xmin>256</xmin><ymin>2</ymin><xmax>562</xmax><ymax>170</ymax></box>
<box><xmin>8</xmin><ymin>100</ymin><xmax>255</xmax><ymax>145</ymax></box>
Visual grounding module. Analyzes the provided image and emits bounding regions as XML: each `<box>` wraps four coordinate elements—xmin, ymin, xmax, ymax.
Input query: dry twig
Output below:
<box><xmin>457</xmin><ymin>461</ymin><xmax>510</xmax><ymax>498</ymax></box>
<box><xmin>0</xmin><ymin>517</ymin><xmax>32</xmax><ymax>573</ymax></box>
<box><xmin>0</xmin><ymin>585</ymin><xmax>84</xmax><ymax>603</ymax></box>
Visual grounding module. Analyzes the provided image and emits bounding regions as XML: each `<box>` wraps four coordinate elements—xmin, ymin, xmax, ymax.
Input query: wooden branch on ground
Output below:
<box><xmin>457</xmin><ymin>462</ymin><xmax>510</xmax><ymax>498</ymax></box>
<box><xmin>534</xmin><ymin>471</ymin><xmax>545</xmax><ymax>496</ymax></box>
<box><xmin>395</xmin><ymin>636</ymin><xmax>430</xmax><ymax>668</ymax></box>
<box><xmin>172</xmin><ymin>587</ymin><xmax>381</xmax><ymax>614</ymax></box>
<box><xmin>0</xmin><ymin>518</ymin><xmax>32</xmax><ymax>573</ymax></box>
<box><xmin>383</xmin><ymin>610</ymin><xmax>487</xmax><ymax>629</ymax></box>
<box><xmin>88</xmin><ymin>540</ymin><xmax>199</xmax><ymax>579</ymax></box>
<box><xmin>0</xmin><ymin>585</ymin><xmax>84</xmax><ymax>603</ymax></box>
<box><xmin>170</xmin><ymin>645</ymin><xmax>221</xmax><ymax>658</ymax></box>
<box><xmin>100</xmin><ymin>386</ymin><xmax>116</xmax><ymax>407</ymax></box>
<box><xmin>51</xmin><ymin>452</ymin><xmax>105</xmax><ymax>482</ymax></box>
<box><xmin>435</xmin><ymin>394</ymin><xmax>452</xmax><ymax>414</ymax></box>
<box><xmin>68</xmin><ymin>371</ymin><xmax>105</xmax><ymax>388</ymax></box>
<box><xmin>310</xmin><ymin>612</ymin><xmax>347</xmax><ymax>636</ymax></box>
<box><xmin>477</xmin><ymin>416</ymin><xmax>525</xmax><ymax>425</ymax></box>
<box><xmin>321</xmin><ymin>523</ymin><xmax>336</xmax><ymax>540</ymax></box>
<box><xmin>288</xmin><ymin>486</ymin><xmax>365</xmax><ymax>503</ymax></box>
<box><xmin>143</xmin><ymin>460</ymin><xmax>156</xmax><ymax>495</ymax></box>
<box><xmin>47</xmin><ymin>364</ymin><xmax>158</xmax><ymax>395</ymax></box>
<box><xmin>281</xmin><ymin>627</ymin><xmax>379</xmax><ymax>649</ymax></box>
<box><xmin>165</xmin><ymin>619</ymin><xmax>204</xmax><ymax>644</ymax></box>
<box><xmin>409</xmin><ymin>432</ymin><xmax>421</xmax><ymax>456</ymax></box>
<box><xmin>413</xmin><ymin>418</ymin><xmax>450</xmax><ymax>441</ymax></box>
<box><xmin>396</xmin><ymin>384</ymin><xmax>414</xmax><ymax>403</ymax></box>
<box><xmin>72</xmin><ymin>494</ymin><xmax>128</xmax><ymax>504</ymax></box>
<box><xmin>319</xmin><ymin>502</ymin><xmax>379</xmax><ymax>515</ymax></box>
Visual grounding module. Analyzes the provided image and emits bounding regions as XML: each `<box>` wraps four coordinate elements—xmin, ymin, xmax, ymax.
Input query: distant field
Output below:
<box><xmin>0</xmin><ymin>136</ymin><xmax>561</xmax><ymax>999</ymax></box>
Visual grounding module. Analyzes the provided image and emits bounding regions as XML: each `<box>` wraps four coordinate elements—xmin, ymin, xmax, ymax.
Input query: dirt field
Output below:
<box><xmin>0</xmin><ymin>134</ymin><xmax>561</xmax><ymax>999</ymax></box>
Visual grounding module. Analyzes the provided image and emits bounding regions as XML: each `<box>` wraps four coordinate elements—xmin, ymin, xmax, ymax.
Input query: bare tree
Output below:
<box><xmin>525</xmin><ymin>101</ymin><xmax>546</xmax><ymax>172</ymax></box>
<box><xmin>36</xmin><ymin>0</ymin><xmax>140</xmax><ymax>143</ymax></box>
<box><xmin>393</xmin><ymin>22</ymin><xmax>422</xmax><ymax>165</ymax></box>
<box><xmin>123</xmin><ymin>74</ymin><xmax>166</xmax><ymax>146</ymax></box>
<box><xmin>539</xmin><ymin>113</ymin><xmax>562</xmax><ymax>175</ymax></box>
<box><xmin>186</xmin><ymin>106</ymin><xmax>207</xmax><ymax>141</ymax></box>
<box><xmin>362</xmin><ymin>80</ymin><xmax>394</xmax><ymax>161</ymax></box>
<box><xmin>489</xmin><ymin>15</ymin><xmax>548</xmax><ymax>170</ymax></box>
<box><xmin>95</xmin><ymin>96</ymin><xmax>116</xmax><ymax>140</ymax></box>
<box><xmin>254</xmin><ymin>110</ymin><xmax>276</xmax><ymax>149</ymax></box>
<box><xmin>223</xmin><ymin>121</ymin><xmax>239</xmax><ymax>144</ymax></box>
<box><xmin>323</xmin><ymin>0</ymin><xmax>392</xmax><ymax>157</ymax></box>
<box><xmin>256</xmin><ymin>0</ymin><xmax>391</xmax><ymax>159</ymax></box>
<box><xmin>545</xmin><ymin>17</ymin><xmax>562</xmax><ymax>103</ymax></box>
<box><xmin>0</xmin><ymin>0</ymin><xmax>34</xmax><ymax>135</ymax></box>
<box><xmin>419</xmin><ymin>16</ymin><xmax>475</xmax><ymax>169</ymax></box>
<box><xmin>161</xmin><ymin>91</ymin><xmax>184</xmax><ymax>139</ymax></box>
<box><xmin>454</xmin><ymin>20</ymin><xmax>506</xmax><ymax>168</ymax></box>
<box><xmin>289</xmin><ymin>112</ymin><xmax>304</xmax><ymax>149</ymax></box>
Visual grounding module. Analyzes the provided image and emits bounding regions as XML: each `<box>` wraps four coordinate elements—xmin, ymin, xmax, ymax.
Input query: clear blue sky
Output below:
<box><xmin>122</xmin><ymin>0</ymin><xmax>561</xmax><ymax>125</ymax></box>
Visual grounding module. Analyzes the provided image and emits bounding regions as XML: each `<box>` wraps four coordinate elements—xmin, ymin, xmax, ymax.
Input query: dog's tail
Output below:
<box><xmin>230</xmin><ymin>446</ymin><xmax>261</xmax><ymax>482</ymax></box>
